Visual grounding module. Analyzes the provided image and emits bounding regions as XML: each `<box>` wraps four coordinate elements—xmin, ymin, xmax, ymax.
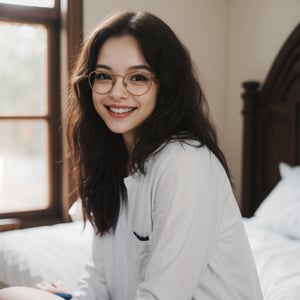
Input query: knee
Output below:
<box><xmin>0</xmin><ymin>287</ymin><xmax>16</xmax><ymax>300</ymax></box>
<box><xmin>0</xmin><ymin>287</ymin><xmax>60</xmax><ymax>300</ymax></box>
<box><xmin>0</xmin><ymin>287</ymin><xmax>22</xmax><ymax>300</ymax></box>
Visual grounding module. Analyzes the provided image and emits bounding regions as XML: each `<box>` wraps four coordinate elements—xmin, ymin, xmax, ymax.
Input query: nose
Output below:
<box><xmin>109</xmin><ymin>76</ymin><xmax>128</xmax><ymax>100</ymax></box>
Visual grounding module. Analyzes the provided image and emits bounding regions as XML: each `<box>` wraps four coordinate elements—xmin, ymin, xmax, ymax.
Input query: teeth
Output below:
<box><xmin>109</xmin><ymin>106</ymin><xmax>134</xmax><ymax>114</ymax></box>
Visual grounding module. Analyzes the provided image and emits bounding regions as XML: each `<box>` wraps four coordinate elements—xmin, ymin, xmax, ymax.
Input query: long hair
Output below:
<box><xmin>67</xmin><ymin>11</ymin><xmax>231</xmax><ymax>235</ymax></box>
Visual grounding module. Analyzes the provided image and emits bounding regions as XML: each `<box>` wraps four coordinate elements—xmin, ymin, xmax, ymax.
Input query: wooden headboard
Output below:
<box><xmin>241</xmin><ymin>23</ymin><xmax>300</xmax><ymax>217</ymax></box>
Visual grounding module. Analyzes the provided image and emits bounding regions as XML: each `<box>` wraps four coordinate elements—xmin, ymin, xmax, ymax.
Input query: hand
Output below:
<box><xmin>36</xmin><ymin>280</ymin><xmax>73</xmax><ymax>294</ymax></box>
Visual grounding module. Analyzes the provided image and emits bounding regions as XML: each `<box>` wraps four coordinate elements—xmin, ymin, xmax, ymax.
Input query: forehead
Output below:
<box><xmin>96</xmin><ymin>35</ymin><xmax>148</xmax><ymax>71</ymax></box>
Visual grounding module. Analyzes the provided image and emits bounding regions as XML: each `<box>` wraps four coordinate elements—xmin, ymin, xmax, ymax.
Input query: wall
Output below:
<box><xmin>226</xmin><ymin>0</ymin><xmax>300</xmax><ymax>202</ymax></box>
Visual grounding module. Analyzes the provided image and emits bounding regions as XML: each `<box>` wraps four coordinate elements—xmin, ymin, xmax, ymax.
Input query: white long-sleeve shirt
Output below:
<box><xmin>72</xmin><ymin>141</ymin><xmax>263</xmax><ymax>300</ymax></box>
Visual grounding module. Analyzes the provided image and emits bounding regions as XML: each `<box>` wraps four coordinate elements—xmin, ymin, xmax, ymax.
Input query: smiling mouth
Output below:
<box><xmin>106</xmin><ymin>106</ymin><xmax>136</xmax><ymax>114</ymax></box>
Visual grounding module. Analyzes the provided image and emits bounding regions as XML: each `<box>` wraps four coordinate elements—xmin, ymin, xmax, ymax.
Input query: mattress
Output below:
<box><xmin>244</xmin><ymin>218</ymin><xmax>300</xmax><ymax>299</ymax></box>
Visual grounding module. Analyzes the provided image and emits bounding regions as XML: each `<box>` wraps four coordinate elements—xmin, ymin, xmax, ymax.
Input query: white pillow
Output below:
<box><xmin>254</xmin><ymin>162</ymin><xmax>300</xmax><ymax>239</ymax></box>
<box><xmin>278</xmin><ymin>162</ymin><xmax>293</xmax><ymax>178</ymax></box>
<box><xmin>68</xmin><ymin>198</ymin><xmax>83</xmax><ymax>221</ymax></box>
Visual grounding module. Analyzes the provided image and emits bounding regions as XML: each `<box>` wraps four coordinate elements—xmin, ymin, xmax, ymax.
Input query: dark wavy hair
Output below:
<box><xmin>67</xmin><ymin>11</ymin><xmax>231</xmax><ymax>235</ymax></box>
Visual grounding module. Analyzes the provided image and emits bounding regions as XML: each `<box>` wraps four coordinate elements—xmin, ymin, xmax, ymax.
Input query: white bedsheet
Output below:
<box><xmin>244</xmin><ymin>218</ymin><xmax>300</xmax><ymax>300</ymax></box>
<box><xmin>1</xmin><ymin>218</ymin><xmax>300</xmax><ymax>299</ymax></box>
<box><xmin>0</xmin><ymin>221</ymin><xmax>93</xmax><ymax>288</ymax></box>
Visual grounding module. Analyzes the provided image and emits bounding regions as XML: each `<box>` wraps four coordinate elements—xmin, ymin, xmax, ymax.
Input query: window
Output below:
<box><xmin>0</xmin><ymin>0</ymin><xmax>55</xmax><ymax>8</ymax></box>
<box><xmin>0</xmin><ymin>0</ymin><xmax>82</xmax><ymax>227</ymax></box>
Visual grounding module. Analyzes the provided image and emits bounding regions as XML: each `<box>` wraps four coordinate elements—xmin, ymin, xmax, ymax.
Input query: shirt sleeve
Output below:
<box><xmin>72</xmin><ymin>233</ymin><xmax>110</xmax><ymax>300</ymax></box>
<box><xmin>133</xmin><ymin>144</ymin><xmax>229</xmax><ymax>300</ymax></box>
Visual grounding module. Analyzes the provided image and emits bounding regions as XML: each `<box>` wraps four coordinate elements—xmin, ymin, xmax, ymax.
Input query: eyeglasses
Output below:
<box><xmin>86</xmin><ymin>70</ymin><xmax>156</xmax><ymax>96</ymax></box>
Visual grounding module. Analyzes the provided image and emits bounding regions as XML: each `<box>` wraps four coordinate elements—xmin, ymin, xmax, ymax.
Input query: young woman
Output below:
<box><xmin>0</xmin><ymin>11</ymin><xmax>263</xmax><ymax>300</ymax></box>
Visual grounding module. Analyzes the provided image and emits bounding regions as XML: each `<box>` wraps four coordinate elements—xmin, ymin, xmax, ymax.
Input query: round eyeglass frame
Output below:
<box><xmin>85</xmin><ymin>70</ymin><xmax>156</xmax><ymax>96</ymax></box>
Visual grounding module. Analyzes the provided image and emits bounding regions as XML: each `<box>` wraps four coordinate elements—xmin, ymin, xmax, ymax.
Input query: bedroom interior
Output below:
<box><xmin>0</xmin><ymin>1</ymin><xmax>300</xmax><ymax>299</ymax></box>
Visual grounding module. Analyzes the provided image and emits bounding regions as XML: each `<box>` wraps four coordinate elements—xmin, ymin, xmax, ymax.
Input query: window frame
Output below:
<box><xmin>0</xmin><ymin>0</ymin><xmax>82</xmax><ymax>227</ymax></box>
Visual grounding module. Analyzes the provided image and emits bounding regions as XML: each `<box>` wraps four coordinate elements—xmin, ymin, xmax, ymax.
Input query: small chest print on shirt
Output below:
<box><xmin>133</xmin><ymin>231</ymin><xmax>149</xmax><ymax>241</ymax></box>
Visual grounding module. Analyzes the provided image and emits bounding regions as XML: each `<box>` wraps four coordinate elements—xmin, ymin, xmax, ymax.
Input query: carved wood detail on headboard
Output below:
<box><xmin>241</xmin><ymin>23</ymin><xmax>300</xmax><ymax>217</ymax></box>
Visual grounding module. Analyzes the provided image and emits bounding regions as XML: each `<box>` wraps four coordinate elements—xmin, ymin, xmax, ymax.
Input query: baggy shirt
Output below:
<box><xmin>72</xmin><ymin>141</ymin><xmax>263</xmax><ymax>300</ymax></box>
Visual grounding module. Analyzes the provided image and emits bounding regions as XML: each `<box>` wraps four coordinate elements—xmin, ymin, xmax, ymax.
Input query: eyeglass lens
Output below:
<box><xmin>89</xmin><ymin>71</ymin><xmax>153</xmax><ymax>96</ymax></box>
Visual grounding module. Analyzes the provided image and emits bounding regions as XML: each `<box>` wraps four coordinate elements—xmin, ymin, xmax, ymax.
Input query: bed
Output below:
<box><xmin>240</xmin><ymin>22</ymin><xmax>300</xmax><ymax>299</ymax></box>
<box><xmin>0</xmin><ymin>22</ymin><xmax>300</xmax><ymax>299</ymax></box>
<box><xmin>0</xmin><ymin>204</ymin><xmax>93</xmax><ymax>289</ymax></box>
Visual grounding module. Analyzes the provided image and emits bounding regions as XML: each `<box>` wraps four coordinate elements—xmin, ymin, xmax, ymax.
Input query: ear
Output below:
<box><xmin>279</xmin><ymin>162</ymin><xmax>292</xmax><ymax>179</ymax></box>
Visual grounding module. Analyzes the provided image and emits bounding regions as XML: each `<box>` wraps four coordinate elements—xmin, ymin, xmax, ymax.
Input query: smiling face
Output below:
<box><xmin>92</xmin><ymin>35</ymin><xmax>159</xmax><ymax>149</ymax></box>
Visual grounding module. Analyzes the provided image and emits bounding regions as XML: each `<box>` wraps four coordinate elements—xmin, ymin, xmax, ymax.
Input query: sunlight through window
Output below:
<box><xmin>0</xmin><ymin>0</ymin><xmax>54</xmax><ymax>8</ymax></box>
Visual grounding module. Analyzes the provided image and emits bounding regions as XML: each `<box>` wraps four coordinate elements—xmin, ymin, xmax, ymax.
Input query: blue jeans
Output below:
<box><xmin>54</xmin><ymin>292</ymin><xmax>72</xmax><ymax>299</ymax></box>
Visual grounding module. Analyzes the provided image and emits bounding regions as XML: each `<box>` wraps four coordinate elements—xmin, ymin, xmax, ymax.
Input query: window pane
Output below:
<box><xmin>0</xmin><ymin>120</ymin><xmax>49</xmax><ymax>212</ymax></box>
<box><xmin>0</xmin><ymin>0</ymin><xmax>54</xmax><ymax>7</ymax></box>
<box><xmin>0</xmin><ymin>22</ymin><xmax>47</xmax><ymax>116</ymax></box>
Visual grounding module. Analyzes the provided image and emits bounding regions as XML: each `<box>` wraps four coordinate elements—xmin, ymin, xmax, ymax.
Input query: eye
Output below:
<box><xmin>94</xmin><ymin>72</ymin><xmax>113</xmax><ymax>81</ymax></box>
<box><xmin>129</xmin><ymin>72</ymin><xmax>151</xmax><ymax>82</ymax></box>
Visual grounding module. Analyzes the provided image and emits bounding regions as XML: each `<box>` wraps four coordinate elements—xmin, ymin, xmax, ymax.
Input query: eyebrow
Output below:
<box><xmin>94</xmin><ymin>64</ymin><xmax>153</xmax><ymax>72</ymax></box>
